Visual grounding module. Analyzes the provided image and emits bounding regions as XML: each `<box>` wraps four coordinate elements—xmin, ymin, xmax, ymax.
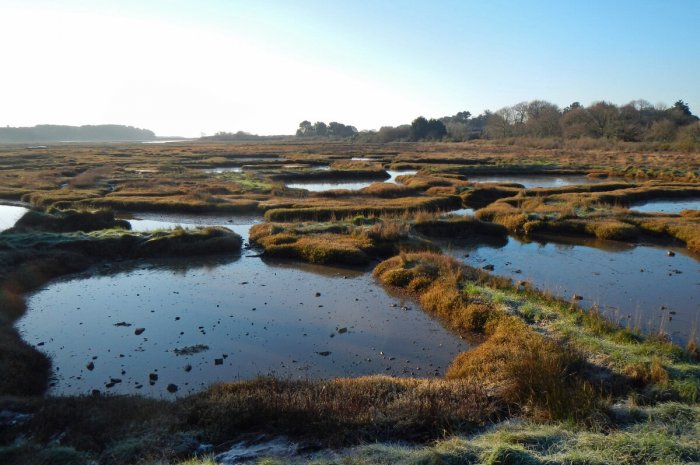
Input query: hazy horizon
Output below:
<box><xmin>2</xmin><ymin>0</ymin><xmax>699</xmax><ymax>137</ymax></box>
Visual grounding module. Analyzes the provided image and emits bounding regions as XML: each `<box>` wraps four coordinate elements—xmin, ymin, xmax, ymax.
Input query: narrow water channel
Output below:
<box><xmin>286</xmin><ymin>169</ymin><xmax>417</xmax><ymax>191</ymax></box>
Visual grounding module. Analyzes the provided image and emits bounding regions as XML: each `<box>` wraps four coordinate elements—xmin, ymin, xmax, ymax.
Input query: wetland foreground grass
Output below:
<box><xmin>1</xmin><ymin>141</ymin><xmax>699</xmax><ymax>464</ymax></box>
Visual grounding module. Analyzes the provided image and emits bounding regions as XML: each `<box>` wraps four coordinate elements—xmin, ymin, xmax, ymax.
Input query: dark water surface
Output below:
<box><xmin>19</xmin><ymin>230</ymin><xmax>469</xmax><ymax>397</ymax></box>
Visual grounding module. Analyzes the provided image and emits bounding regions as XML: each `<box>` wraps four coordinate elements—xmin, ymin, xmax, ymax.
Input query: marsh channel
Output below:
<box><xmin>6</xmin><ymin>173</ymin><xmax>699</xmax><ymax>398</ymax></box>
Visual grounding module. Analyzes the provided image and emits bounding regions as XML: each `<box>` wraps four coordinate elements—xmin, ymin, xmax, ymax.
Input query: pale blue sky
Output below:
<box><xmin>1</xmin><ymin>0</ymin><xmax>698</xmax><ymax>136</ymax></box>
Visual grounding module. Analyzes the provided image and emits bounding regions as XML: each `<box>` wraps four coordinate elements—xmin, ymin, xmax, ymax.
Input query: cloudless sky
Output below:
<box><xmin>1</xmin><ymin>0</ymin><xmax>699</xmax><ymax>136</ymax></box>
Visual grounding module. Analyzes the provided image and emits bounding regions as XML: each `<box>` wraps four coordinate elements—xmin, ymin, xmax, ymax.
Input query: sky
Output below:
<box><xmin>1</xmin><ymin>0</ymin><xmax>699</xmax><ymax>137</ymax></box>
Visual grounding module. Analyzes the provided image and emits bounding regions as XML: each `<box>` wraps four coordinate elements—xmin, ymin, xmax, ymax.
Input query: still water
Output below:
<box><xmin>19</xmin><ymin>214</ymin><xmax>469</xmax><ymax>397</ymax></box>
<box><xmin>287</xmin><ymin>170</ymin><xmax>417</xmax><ymax>191</ymax></box>
<box><xmin>631</xmin><ymin>198</ymin><xmax>700</xmax><ymax>214</ymax></box>
<box><xmin>465</xmin><ymin>175</ymin><xmax>606</xmax><ymax>188</ymax></box>
<box><xmin>0</xmin><ymin>204</ymin><xmax>29</xmax><ymax>232</ymax></box>
<box><xmin>439</xmin><ymin>235</ymin><xmax>700</xmax><ymax>343</ymax></box>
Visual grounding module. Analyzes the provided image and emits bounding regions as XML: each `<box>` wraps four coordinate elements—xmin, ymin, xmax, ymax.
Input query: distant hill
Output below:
<box><xmin>0</xmin><ymin>125</ymin><xmax>156</xmax><ymax>143</ymax></box>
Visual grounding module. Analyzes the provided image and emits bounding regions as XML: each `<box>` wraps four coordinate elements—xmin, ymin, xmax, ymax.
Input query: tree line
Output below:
<box><xmin>294</xmin><ymin>99</ymin><xmax>699</xmax><ymax>146</ymax></box>
<box><xmin>0</xmin><ymin>125</ymin><xmax>156</xmax><ymax>143</ymax></box>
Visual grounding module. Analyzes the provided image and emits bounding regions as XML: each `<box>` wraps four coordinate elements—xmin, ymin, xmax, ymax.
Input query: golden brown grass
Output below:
<box><xmin>373</xmin><ymin>252</ymin><xmax>602</xmax><ymax>421</ymax></box>
<box><xmin>186</xmin><ymin>376</ymin><xmax>498</xmax><ymax>445</ymax></box>
<box><xmin>446</xmin><ymin>317</ymin><xmax>598</xmax><ymax>421</ymax></box>
<box><xmin>249</xmin><ymin>220</ymin><xmax>432</xmax><ymax>265</ymax></box>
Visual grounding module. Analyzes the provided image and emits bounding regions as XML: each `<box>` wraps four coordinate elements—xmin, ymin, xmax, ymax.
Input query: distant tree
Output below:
<box><xmin>524</xmin><ymin>100</ymin><xmax>561</xmax><ymax>137</ymax></box>
<box><xmin>561</xmin><ymin>106</ymin><xmax>592</xmax><ymax>138</ymax></box>
<box><xmin>313</xmin><ymin>121</ymin><xmax>328</xmax><ymax>137</ymax></box>
<box><xmin>296</xmin><ymin>120</ymin><xmax>314</xmax><ymax>137</ymax></box>
<box><xmin>486</xmin><ymin>107</ymin><xmax>516</xmax><ymax>138</ymax></box>
<box><xmin>375</xmin><ymin>125</ymin><xmax>411</xmax><ymax>143</ymax></box>
<box><xmin>667</xmin><ymin>100</ymin><xmax>698</xmax><ymax>126</ymax></box>
<box><xmin>328</xmin><ymin>121</ymin><xmax>358</xmax><ymax>138</ymax></box>
<box><xmin>410</xmin><ymin>116</ymin><xmax>446</xmax><ymax>141</ymax></box>
<box><xmin>296</xmin><ymin>120</ymin><xmax>357</xmax><ymax>138</ymax></box>
<box><xmin>563</xmin><ymin>101</ymin><xmax>582</xmax><ymax>113</ymax></box>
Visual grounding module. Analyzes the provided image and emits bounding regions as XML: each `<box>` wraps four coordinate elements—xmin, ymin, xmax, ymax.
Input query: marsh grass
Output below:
<box><xmin>374</xmin><ymin>253</ymin><xmax>601</xmax><ymax>421</ymax></box>
<box><xmin>1</xmin><ymin>141</ymin><xmax>699</xmax><ymax>464</ymax></box>
<box><xmin>249</xmin><ymin>219</ymin><xmax>433</xmax><ymax>265</ymax></box>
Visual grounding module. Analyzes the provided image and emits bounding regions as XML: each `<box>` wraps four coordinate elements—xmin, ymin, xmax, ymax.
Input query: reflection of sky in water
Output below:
<box><xmin>465</xmin><ymin>175</ymin><xmax>606</xmax><ymax>188</ymax></box>
<box><xmin>117</xmin><ymin>212</ymin><xmax>261</xmax><ymax>242</ymax></box>
<box><xmin>287</xmin><ymin>170</ymin><xmax>417</xmax><ymax>191</ymax></box>
<box><xmin>440</xmin><ymin>235</ymin><xmax>699</xmax><ymax>344</ymax></box>
<box><xmin>631</xmin><ymin>199</ymin><xmax>699</xmax><ymax>214</ymax></box>
<box><xmin>0</xmin><ymin>205</ymin><xmax>28</xmax><ymax>232</ymax></box>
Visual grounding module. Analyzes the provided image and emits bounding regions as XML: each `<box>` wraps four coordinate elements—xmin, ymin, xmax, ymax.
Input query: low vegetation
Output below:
<box><xmin>0</xmin><ymin>140</ymin><xmax>698</xmax><ymax>464</ymax></box>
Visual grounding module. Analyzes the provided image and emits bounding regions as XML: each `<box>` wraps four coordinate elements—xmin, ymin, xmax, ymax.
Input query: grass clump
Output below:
<box><xmin>7</xmin><ymin>208</ymin><xmax>130</xmax><ymax>233</ymax></box>
<box><xmin>249</xmin><ymin>220</ymin><xmax>434</xmax><ymax>265</ymax></box>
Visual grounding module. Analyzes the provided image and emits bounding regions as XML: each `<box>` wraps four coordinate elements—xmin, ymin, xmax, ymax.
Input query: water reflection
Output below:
<box><xmin>0</xmin><ymin>204</ymin><xmax>29</xmax><ymax>232</ymax></box>
<box><xmin>438</xmin><ymin>235</ymin><xmax>699</xmax><ymax>344</ymax></box>
<box><xmin>20</xmin><ymin>244</ymin><xmax>468</xmax><ymax>398</ymax></box>
<box><xmin>631</xmin><ymin>198</ymin><xmax>700</xmax><ymax>214</ymax></box>
<box><xmin>287</xmin><ymin>169</ymin><xmax>417</xmax><ymax>192</ymax></box>
<box><xmin>466</xmin><ymin>175</ymin><xmax>607</xmax><ymax>188</ymax></box>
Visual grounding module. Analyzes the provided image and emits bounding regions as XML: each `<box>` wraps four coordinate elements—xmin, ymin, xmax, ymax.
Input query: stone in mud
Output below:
<box><xmin>149</xmin><ymin>373</ymin><xmax>158</xmax><ymax>381</ymax></box>
<box><xmin>337</xmin><ymin>327</ymin><xmax>348</xmax><ymax>334</ymax></box>
<box><xmin>316</xmin><ymin>351</ymin><xmax>331</xmax><ymax>357</ymax></box>
<box><xmin>215</xmin><ymin>358</ymin><xmax>224</xmax><ymax>365</ymax></box>
<box><xmin>482</xmin><ymin>264</ymin><xmax>495</xmax><ymax>271</ymax></box>
<box><xmin>134</xmin><ymin>327</ymin><xmax>145</xmax><ymax>335</ymax></box>
<box><xmin>167</xmin><ymin>383</ymin><xmax>178</xmax><ymax>393</ymax></box>
<box><xmin>86</xmin><ymin>361</ymin><xmax>95</xmax><ymax>371</ymax></box>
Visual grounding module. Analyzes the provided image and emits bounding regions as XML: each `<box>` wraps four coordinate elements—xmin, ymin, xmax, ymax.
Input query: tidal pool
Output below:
<box><xmin>438</xmin><ymin>235</ymin><xmax>700</xmax><ymax>344</ymax></box>
<box><xmin>465</xmin><ymin>175</ymin><xmax>607</xmax><ymax>188</ymax></box>
<box><xmin>0</xmin><ymin>204</ymin><xmax>29</xmax><ymax>232</ymax></box>
<box><xmin>287</xmin><ymin>170</ymin><xmax>418</xmax><ymax>191</ymax></box>
<box><xmin>118</xmin><ymin>212</ymin><xmax>260</xmax><ymax>242</ymax></box>
<box><xmin>631</xmin><ymin>198</ymin><xmax>700</xmax><ymax>214</ymax></box>
<box><xmin>19</xmin><ymin>253</ymin><xmax>469</xmax><ymax>398</ymax></box>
